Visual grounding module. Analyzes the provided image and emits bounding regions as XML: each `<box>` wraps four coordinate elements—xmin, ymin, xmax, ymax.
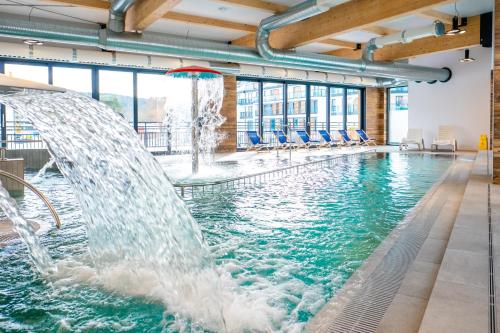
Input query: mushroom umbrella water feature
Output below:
<box><xmin>166</xmin><ymin>66</ymin><xmax>222</xmax><ymax>174</ymax></box>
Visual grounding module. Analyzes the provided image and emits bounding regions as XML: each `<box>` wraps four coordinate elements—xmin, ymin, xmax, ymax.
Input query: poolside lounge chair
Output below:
<box><xmin>246</xmin><ymin>131</ymin><xmax>271</xmax><ymax>152</ymax></box>
<box><xmin>338</xmin><ymin>130</ymin><xmax>358</xmax><ymax>147</ymax></box>
<box><xmin>400</xmin><ymin>128</ymin><xmax>424</xmax><ymax>150</ymax></box>
<box><xmin>431</xmin><ymin>126</ymin><xmax>457</xmax><ymax>152</ymax></box>
<box><xmin>318</xmin><ymin>130</ymin><xmax>342</xmax><ymax>148</ymax></box>
<box><xmin>295</xmin><ymin>130</ymin><xmax>321</xmax><ymax>149</ymax></box>
<box><xmin>356</xmin><ymin>129</ymin><xmax>377</xmax><ymax>146</ymax></box>
<box><xmin>273</xmin><ymin>130</ymin><xmax>297</xmax><ymax>149</ymax></box>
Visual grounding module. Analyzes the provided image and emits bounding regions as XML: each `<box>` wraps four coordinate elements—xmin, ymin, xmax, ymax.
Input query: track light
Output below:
<box><xmin>23</xmin><ymin>39</ymin><xmax>44</xmax><ymax>46</ymax></box>
<box><xmin>446</xmin><ymin>16</ymin><xmax>467</xmax><ymax>35</ymax></box>
<box><xmin>459</xmin><ymin>49</ymin><xmax>475</xmax><ymax>63</ymax></box>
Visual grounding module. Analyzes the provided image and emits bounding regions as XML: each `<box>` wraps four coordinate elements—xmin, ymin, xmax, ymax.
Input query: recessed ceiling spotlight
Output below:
<box><xmin>459</xmin><ymin>49</ymin><xmax>475</xmax><ymax>63</ymax></box>
<box><xmin>446</xmin><ymin>16</ymin><xmax>466</xmax><ymax>35</ymax></box>
<box><xmin>23</xmin><ymin>39</ymin><xmax>44</xmax><ymax>46</ymax></box>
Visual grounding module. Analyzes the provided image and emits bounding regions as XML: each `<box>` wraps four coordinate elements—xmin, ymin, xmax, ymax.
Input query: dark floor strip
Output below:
<box><xmin>488</xmin><ymin>184</ymin><xmax>496</xmax><ymax>333</ymax></box>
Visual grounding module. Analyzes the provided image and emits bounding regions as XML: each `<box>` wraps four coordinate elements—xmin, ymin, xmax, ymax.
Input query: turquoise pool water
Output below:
<box><xmin>0</xmin><ymin>152</ymin><xmax>452</xmax><ymax>332</ymax></box>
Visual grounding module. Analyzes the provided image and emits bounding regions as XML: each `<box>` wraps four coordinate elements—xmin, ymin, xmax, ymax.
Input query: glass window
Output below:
<box><xmin>3</xmin><ymin>64</ymin><xmax>49</xmax><ymax>149</ymax></box>
<box><xmin>99</xmin><ymin>70</ymin><xmax>134</xmax><ymax>124</ymax></box>
<box><xmin>237</xmin><ymin>81</ymin><xmax>260</xmax><ymax>148</ymax></box>
<box><xmin>388</xmin><ymin>86</ymin><xmax>409</xmax><ymax>144</ymax></box>
<box><xmin>287</xmin><ymin>84</ymin><xmax>306</xmax><ymax>131</ymax></box>
<box><xmin>52</xmin><ymin>67</ymin><xmax>92</xmax><ymax>96</ymax></box>
<box><xmin>137</xmin><ymin>73</ymin><xmax>170</xmax><ymax>123</ymax></box>
<box><xmin>310</xmin><ymin>85</ymin><xmax>327</xmax><ymax>132</ymax></box>
<box><xmin>346</xmin><ymin>89</ymin><xmax>361</xmax><ymax>130</ymax></box>
<box><xmin>262</xmin><ymin>82</ymin><xmax>283</xmax><ymax>144</ymax></box>
<box><xmin>330</xmin><ymin>87</ymin><xmax>345</xmax><ymax>130</ymax></box>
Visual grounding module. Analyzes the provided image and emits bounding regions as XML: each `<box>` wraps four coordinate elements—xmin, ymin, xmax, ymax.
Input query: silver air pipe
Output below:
<box><xmin>363</xmin><ymin>21</ymin><xmax>446</xmax><ymax>61</ymax></box>
<box><xmin>108</xmin><ymin>0</ymin><xmax>136</xmax><ymax>33</ymax></box>
<box><xmin>256</xmin><ymin>0</ymin><xmax>451</xmax><ymax>83</ymax></box>
<box><xmin>0</xmin><ymin>15</ymin><xmax>446</xmax><ymax>84</ymax></box>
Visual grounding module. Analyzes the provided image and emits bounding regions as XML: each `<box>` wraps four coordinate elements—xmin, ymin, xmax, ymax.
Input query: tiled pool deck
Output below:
<box><xmin>307</xmin><ymin>150</ymin><xmax>497</xmax><ymax>333</ymax></box>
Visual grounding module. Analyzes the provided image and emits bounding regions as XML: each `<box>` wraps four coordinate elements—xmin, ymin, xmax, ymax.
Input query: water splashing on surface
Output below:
<box><xmin>31</xmin><ymin>156</ymin><xmax>55</xmax><ymax>184</ymax></box>
<box><xmin>0</xmin><ymin>180</ymin><xmax>53</xmax><ymax>274</ymax></box>
<box><xmin>197</xmin><ymin>77</ymin><xmax>225</xmax><ymax>163</ymax></box>
<box><xmin>0</xmin><ymin>91</ymin><xmax>279</xmax><ymax>332</ymax></box>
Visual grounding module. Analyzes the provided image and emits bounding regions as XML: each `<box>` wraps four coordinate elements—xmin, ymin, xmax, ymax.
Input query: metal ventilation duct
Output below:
<box><xmin>256</xmin><ymin>0</ymin><xmax>451</xmax><ymax>83</ymax></box>
<box><xmin>0</xmin><ymin>12</ymin><xmax>450</xmax><ymax>84</ymax></box>
<box><xmin>108</xmin><ymin>0</ymin><xmax>136</xmax><ymax>33</ymax></box>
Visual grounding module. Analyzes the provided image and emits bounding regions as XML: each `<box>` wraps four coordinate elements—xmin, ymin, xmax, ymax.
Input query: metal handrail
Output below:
<box><xmin>0</xmin><ymin>170</ymin><xmax>61</xmax><ymax>229</ymax></box>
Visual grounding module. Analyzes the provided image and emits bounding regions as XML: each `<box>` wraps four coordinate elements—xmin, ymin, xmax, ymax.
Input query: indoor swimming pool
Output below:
<box><xmin>0</xmin><ymin>152</ymin><xmax>452</xmax><ymax>332</ymax></box>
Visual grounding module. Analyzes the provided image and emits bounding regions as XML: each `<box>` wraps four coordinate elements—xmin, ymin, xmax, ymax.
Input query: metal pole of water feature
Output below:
<box><xmin>191</xmin><ymin>76</ymin><xmax>199</xmax><ymax>174</ymax></box>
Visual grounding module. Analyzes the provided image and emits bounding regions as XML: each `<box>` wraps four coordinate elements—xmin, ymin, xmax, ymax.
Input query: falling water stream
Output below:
<box><xmin>0</xmin><ymin>90</ymin><xmax>277</xmax><ymax>332</ymax></box>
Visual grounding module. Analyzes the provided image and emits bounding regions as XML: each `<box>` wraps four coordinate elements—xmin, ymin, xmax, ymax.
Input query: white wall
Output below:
<box><xmin>408</xmin><ymin>46</ymin><xmax>492</xmax><ymax>150</ymax></box>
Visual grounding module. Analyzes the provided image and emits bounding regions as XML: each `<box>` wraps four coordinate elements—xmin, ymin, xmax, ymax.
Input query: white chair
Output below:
<box><xmin>431</xmin><ymin>126</ymin><xmax>457</xmax><ymax>152</ymax></box>
<box><xmin>399</xmin><ymin>128</ymin><xmax>424</xmax><ymax>151</ymax></box>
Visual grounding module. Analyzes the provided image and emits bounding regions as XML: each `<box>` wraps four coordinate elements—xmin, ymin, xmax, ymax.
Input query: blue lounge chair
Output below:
<box><xmin>273</xmin><ymin>130</ymin><xmax>297</xmax><ymax>149</ymax></box>
<box><xmin>295</xmin><ymin>130</ymin><xmax>321</xmax><ymax>149</ymax></box>
<box><xmin>356</xmin><ymin>129</ymin><xmax>377</xmax><ymax>146</ymax></box>
<box><xmin>318</xmin><ymin>130</ymin><xmax>342</xmax><ymax>148</ymax></box>
<box><xmin>338</xmin><ymin>130</ymin><xmax>358</xmax><ymax>147</ymax></box>
<box><xmin>246</xmin><ymin>131</ymin><xmax>271</xmax><ymax>151</ymax></box>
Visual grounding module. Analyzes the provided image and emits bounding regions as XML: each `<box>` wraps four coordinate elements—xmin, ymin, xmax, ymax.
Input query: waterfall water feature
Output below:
<box><xmin>31</xmin><ymin>156</ymin><xmax>56</xmax><ymax>184</ymax></box>
<box><xmin>196</xmin><ymin>77</ymin><xmax>225</xmax><ymax>165</ymax></box>
<box><xmin>0</xmin><ymin>180</ymin><xmax>53</xmax><ymax>274</ymax></box>
<box><xmin>0</xmin><ymin>90</ymin><xmax>278</xmax><ymax>332</ymax></box>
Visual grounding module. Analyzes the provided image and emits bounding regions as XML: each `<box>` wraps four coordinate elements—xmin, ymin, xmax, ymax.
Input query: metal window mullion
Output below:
<box><xmin>258</xmin><ymin>80</ymin><xmax>263</xmax><ymax>137</ymax></box>
<box><xmin>133</xmin><ymin>71</ymin><xmax>138</xmax><ymax>132</ymax></box>
<box><xmin>0</xmin><ymin>60</ymin><xmax>5</xmax><ymax>148</ymax></box>
<box><xmin>306</xmin><ymin>83</ymin><xmax>311</xmax><ymax>134</ymax></box>
<box><xmin>326</xmin><ymin>86</ymin><xmax>331</xmax><ymax>133</ymax></box>
<box><xmin>343</xmin><ymin>88</ymin><xmax>348</xmax><ymax>130</ymax></box>
<box><xmin>360</xmin><ymin>88</ymin><xmax>366</xmax><ymax>131</ymax></box>
<box><xmin>283</xmin><ymin>82</ymin><xmax>288</xmax><ymax>134</ymax></box>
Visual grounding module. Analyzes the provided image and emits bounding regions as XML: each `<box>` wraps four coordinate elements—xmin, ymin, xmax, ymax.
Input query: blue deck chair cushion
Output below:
<box><xmin>247</xmin><ymin>131</ymin><xmax>268</xmax><ymax>145</ymax></box>
<box><xmin>296</xmin><ymin>130</ymin><xmax>320</xmax><ymax>144</ymax></box>
<box><xmin>338</xmin><ymin>130</ymin><xmax>351</xmax><ymax>142</ymax></box>
<box><xmin>273</xmin><ymin>130</ymin><xmax>288</xmax><ymax>144</ymax></box>
<box><xmin>356</xmin><ymin>129</ymin><xmax>372</xmax><ymax>142</ymax></box>
<box><xmin>318</xmin><ymin>130</ymin><xmax>332</xmax><ymax>143</ymax></box>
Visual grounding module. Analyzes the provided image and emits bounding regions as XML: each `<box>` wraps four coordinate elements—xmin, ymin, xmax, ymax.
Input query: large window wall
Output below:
<box><xmin>387</xmin><ymin>86</ymin><xmax>409</xmax><ymax>144</ymax></box>
<box><xmin>0</xmin><ymin>58</ymin><xmax>194</xmax><ymax>152</ymax></box>
<box><xmin>236</xmin><ymin>78</ymin><xmax>365</xmax><ymax>148</ymax></box>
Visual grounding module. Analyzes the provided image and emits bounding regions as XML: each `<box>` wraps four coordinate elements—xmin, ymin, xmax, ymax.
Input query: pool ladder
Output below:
<box><xmin>0</xmin><ymin>170</ymin><xmax>61</xmax><ymax>229</ymax></box>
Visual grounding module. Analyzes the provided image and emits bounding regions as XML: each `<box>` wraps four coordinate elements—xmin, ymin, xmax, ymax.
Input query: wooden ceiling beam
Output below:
<box><xmin>124</xmin><ymin>0</ymin><xmax>181</xmax><ymax>32</ymax></box>
<box><xmin>323</xmin><ymin>15</ymin><xmax>480</xmax><ymax>61</ymax></box>
<box><xmin>263</xmin><ymin>0</ymin><xmax>452</xmax><ymax>49</ymax></box>
<box><xmin>211</xmin><ymin>0</ymin><xmax>288</xmax><ymax>13</ymax></box>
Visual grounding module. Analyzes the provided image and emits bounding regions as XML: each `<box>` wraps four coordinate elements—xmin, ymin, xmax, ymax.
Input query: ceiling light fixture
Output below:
<box><xmin>446</xmin><ymin>16</ymin><xmax>467</xmax><ymax>35</ymax></box>
<box><xmin>459</xmin><ymin>49</ymin><xmax>475</xmax><ymax>63</ymax></box>
<box><xmin>23</xmin><ymin>39</ymin><xmax>43</xmax><ymax>46</ymax></box>
<box><xmin>446</xmin><ymin>1</ymin><xmax>467</xmax><ymax>35</ymax></box>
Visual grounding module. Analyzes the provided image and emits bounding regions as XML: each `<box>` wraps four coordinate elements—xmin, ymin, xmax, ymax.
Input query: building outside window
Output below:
<box><xmin>310</xmin><ymin>85</ymin><xmax>327</xmax><ymax>133</ymax></box>
<box><xmin>388</xmin><ymin>86</ymin><xmax>409</xmax><ymax>144</ymax></box>
<box><xmin>3</xmin><ymin>63</ymin><xmax>49</xmax><ymax>148</ymax></box>
<box><xmin>330</xmin><ymin>87</ymin><xmax>345</xmax><ymax>130</ymax></box>
<box><xmin>288</xmin><ymin>84</ymin><xmax>306</xmax><ymax>130</ymax></box>
<box><xmin>346</xmin><ymin>89</ymin><xmax>361</xmax><ymax>130</ymax></box>
<box><xmin>237</xmin><ymin>81</ymin><xmax>260</xmax><ymax>148</ymax></box>
<box><xmin>99</xmin><ymin>70</ymin><xmax>134</xmax><ymax>124</ymax></box>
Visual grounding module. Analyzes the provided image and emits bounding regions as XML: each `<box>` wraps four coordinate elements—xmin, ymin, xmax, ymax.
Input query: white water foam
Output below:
<box><xmin>0</xmin><ymin>90</ymin><xmax>280</xmax><ymax>332</ymax></box>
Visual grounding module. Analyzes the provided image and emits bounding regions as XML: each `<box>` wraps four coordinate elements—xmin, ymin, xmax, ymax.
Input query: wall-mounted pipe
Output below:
<box><xmin>363</xmin><ymin>21</ymin><xmax>446</xmax><ymax>62</ymax></box>
<box><xmin>255</xmin><ymin>0</ymin><xmax>451</xmax><ymax>83</ymax></box>
<box><xmin>0</xmin><ymin>14</ymin><xmax>436</xmax><ymax>85</ymax></box>
<box><xmin>108</xmin><ymin>0</ymin><xmax>136</xmax><ymax>33</ymax></box>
